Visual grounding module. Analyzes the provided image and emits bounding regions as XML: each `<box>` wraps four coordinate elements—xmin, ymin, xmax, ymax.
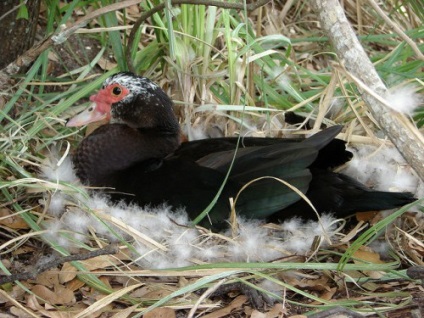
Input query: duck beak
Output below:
<box><xmin>66</xmin><ymin>102</ymin><xmax>109</xmax><ymax>127</ymax></box>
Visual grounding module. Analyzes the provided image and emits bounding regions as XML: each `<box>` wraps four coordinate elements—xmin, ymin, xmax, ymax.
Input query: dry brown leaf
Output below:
<box><xmin>75</xmin><ymin>283</ymin><xmax>142</xmax><ymax>318</ymax></box>
<box><xmin>25</xmin><ymin>293</ymin><xmax>44</xmax><ymax>311</ymax></box>
<box><xmin>126</xmin><ymin>4</ymin><xmax>140</xmax><ymax>15</ymax></box>
<box><xmin>352</xmin><ymin>248</ymin><xmax>384</xmax><ymax>264</ymax></box>
<box><xmin>134</xmin><ymin>284</ymin><xmax>178</xmax><ymax>299</ymax></box>
<box><xmin>0</xmin><ymin>208</ymin><xmax>29</xmax><ymax>229</ymax></box>
<box><xmin>352</xmin><ymin>247</ymin><xmax>385</xmax><ymax>279</ymax></box>
<box><xmin>11</xmin><ymin>245</ymin><xmax>36</xmax><ymax>256</ymax></box>
<box><xmin>340</xmin><ymin>222</ymin><xmax>368</xmax><ymax>243</ymax></box>
<box><xmin>54</xmin><ymin>284</ymin><xmax>76</xmax><ymax>305</ymax></box>
<box><xmin>31</xmin><ymin>284</ymin><xmax>75</xmax><ymax>305</ymax></box>
<box><xmin>9</xmin><ymin>307</ymin><xmax>35</xmax><ymax>318</ymax></box>
<box><xmin>80</xmin><ymin>255</ymin><xmax>120</xmax><ymax>270</ymax></box>
<box><xmin>299</xmin><ymin>279</ymin><xmax>330</xmax><ymax>292</ymax></box>
<box><xmin>251</xmin><ymin>311</ymin><xmax>267</xmax><ymax>318</ymax></box>
<box><xmin>36</xmin><ymin>269</ymin><xmax>60</xmax><ymax>288</ymax></box>
<box><xmin>142</xmin><ymin>289</ymin><xmax>175</xmax><ymax>299</ymax></box>
<box><xmin>66</xmin><ymin>278</ymin><xmax>85</xmax><ymax>292</ymax></box>
<box><xmin>284</xmin><ymin>274</ymin><xmax>330</xmax><ymax>292</ymax></box>
<box><xmin>0</xmin><ymin>289</ymin><xmax>36</xmax><ymax>317</ymax></box>
<box><xmin>355</xmin><ymin>211</ymin><xmax>379</xmax><ymax>222</ymax></box>
<box><xmin>310</xmin><ymin>287</ymin><xmax>337</xmax><ymax>305</ymax></box>
<box><xmin>202</xmin><ymin>295</ymin><xmax>248</xmax><ymax>318</ymax></box>
<box><xmin>111</xmin><ymin>304</ymin><xmax>139</xmax><ymax>318</ymax></box>
<box><xmin>36</xmin><ymin>308</ymin><xmax>76</xmax><ymax>318</ymax></box>
<box><xmin>60</xmin><ymin>255</ymin><xmax>120</xmax><ymax>283</ymax></box>
<box><xmin>320</xmin><ymin>287</ymin><xmax>337</xmax><ymax>301</ymax></box>
<box><xmin>266</xmin><ymin>303</ymin><xmax>287</xmax><ymax>317</ymax></box>
<box><xmin>143</xmin><ymin>307</ymin><xmax>176</xmax><ymax>318</ymax></box>
<box><xmin>47</xmin><ymin>51</ymin><xmax>60</xmax><ymax>62</ymax></box>
<box><xmin>99</xmin><ymin>276</ymin><xmax>113</xmax><ymax>291</ymax></box>
<box><xmin>59</xmin><ymin>262</ymin><xmax>78</xmax><ymax>283</ymax></box>
<box><xmin>97</xmin><ymin>57</ymin><xmax>118</xmax><ymax>71</ymax></box>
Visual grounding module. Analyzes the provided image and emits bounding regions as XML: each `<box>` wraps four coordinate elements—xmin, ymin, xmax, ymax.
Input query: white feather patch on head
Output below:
<box><xmin>103</xmin><ymin>72</ymin><xmax>160</xmax><ymax>104</ymax></box>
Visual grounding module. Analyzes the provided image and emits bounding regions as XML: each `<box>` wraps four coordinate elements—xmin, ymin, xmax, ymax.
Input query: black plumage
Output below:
<box><xmin>67</xmin><ymin>72</ymin><xmax>415</xmax><ymax>230</ymax></box>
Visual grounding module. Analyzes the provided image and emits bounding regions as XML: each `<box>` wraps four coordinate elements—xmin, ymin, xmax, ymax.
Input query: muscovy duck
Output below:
<box><xmin>66</xmin><ymin>72</ymin><xmax>415</xmax><ymax>229</ymax></box>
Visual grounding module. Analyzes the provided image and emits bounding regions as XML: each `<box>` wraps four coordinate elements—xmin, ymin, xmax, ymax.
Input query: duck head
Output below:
<box><xmin>67</xmin><ymin>72</ymin><xmax>179</xmax><ymax>133</ymax></box>
<box><xmin>66</xmin><ymin>72</ymin><xmax>181</xmax><ymax>186</ymax></box>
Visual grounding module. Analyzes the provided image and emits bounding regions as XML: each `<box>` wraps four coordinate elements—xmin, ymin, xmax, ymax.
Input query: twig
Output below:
<box><xmin>126</xmin><ymin>0</ymin><xmax>271</xmax><ymax>73</ymax></box>
<box><xmin>0</xmin><ymin>244</ymin><xmax>119</xmax><ymax>285</ymax></box>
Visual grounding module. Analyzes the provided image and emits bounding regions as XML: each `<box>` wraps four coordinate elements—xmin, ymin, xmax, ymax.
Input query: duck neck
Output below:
<box><xmin>74</xmin><ymin>124</ymin><xmax>181</xmax><ymax>186</ymax></box>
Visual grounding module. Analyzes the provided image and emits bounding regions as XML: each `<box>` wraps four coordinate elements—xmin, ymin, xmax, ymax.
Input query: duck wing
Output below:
<box><xmin>175</xmin><ymin>126</ymin><xmax>351</xmax><ymax>170</ymax></box>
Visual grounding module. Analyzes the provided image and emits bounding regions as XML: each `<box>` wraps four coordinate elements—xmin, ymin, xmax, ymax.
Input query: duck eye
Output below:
<box><xmin>112</xmin><ymin>86</ymin><xmax>122</xmax><ymax>96</ymax></box>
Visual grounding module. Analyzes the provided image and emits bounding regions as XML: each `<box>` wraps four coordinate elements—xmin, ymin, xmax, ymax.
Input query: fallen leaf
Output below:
<box><xmin>36</xmin><ymin>269</ymin><xmax>60</xmax><ymax>288</ymax></box>
<box><xmin>9</xmin><ymin>306</ymin><xmax>34</xmax><ymax>318</ymax></box>
<box><xmin>126</xmin><ymin>4</ymin><xmax>140</xmax><ymax>15</ymax></box>
<box><xmin>111</xmin><ymin>304</ymin><xmax>139</xmax><ymax>318</ymax></box>
<box><xmin>202</xmin><ymin>295</ymin><xmax>247</xmax><ymax>318</ymax></box>
<box><xmin>76</xmin><ymin>284</ymin><xmax>142</xmax><ymax>318</ymax></box>
<box><xmin>265</xmin><ymin>303</ymin><xmax>287</xmax><ymax>317</ymax></box>
<box><xmin>59</xmin><ymin>262</ymin><xmax>77</xmax><ymax>283</ymax></box>
<box><xmin>352</xmin><ymin>247</ymin><xmax>385</xmax><ymax>279</ymax></box>
<box><xmin>66</xmin><ymin>278</ymin><xmax>85</xmax><ymax>292</ymax></box>
<box><xmin>0</xmin><ymin>208</ymin><xmax>29</xmax><ymax>229</ymax></box>
<box><xmin>11</xmin><ymin>245</ymin><xmax>36</xmax><ymax>256</ymax></box>
<box><xmin>311</xmin><ymin>287</ymin><xmax>337</xmax><ymax>304</ymax></box>
<box><xmin>352</xmin><ymin>248</ymin><xmax>384</xmax><ymax>264</ymax></box>
<box><xmin>355</xmin><ymin>211</ymin><xmax>379</xmax><ymax>222</ymax></box>
<box><xmin>251</xmin><ymin>311</ymin><xmax>266</xmax><ymax>318</ymax></box>
<box><xmin>134</xmin><ymin>284</ymin><xmax>178</xmax><ymax>299</ymax></box>
<box><xmin>26</xmin><ymin>294</ymin><xmax>43</xmax><ymax>311</ymax></box>
<box><xmin>60</xmin><ymin>255</ymin><xmax>120</xmax><ymax>283</ymax></box>
<box><xmin>97</xmin><ymin>57</ymin><xmax>118</xmax><ymax>71</ymax></box>
<box><xmin>143</xmin><ymin>307</ymin><xmax>176</xmax><ymax>318</ymax></box>
<box><xmin>31</xmin><ymin>284</ymin><xmax>75</xmax><ymax>305</ymax></box>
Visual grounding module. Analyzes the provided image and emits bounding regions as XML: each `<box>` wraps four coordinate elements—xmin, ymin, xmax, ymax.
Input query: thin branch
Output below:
<box><xmin>126</xmin><ymin>0</ymin><xmax>271</xmax><ymax>73</ymax></box>
<box><xmin>0</xmin><ymin>244</ymin><xmax>119</xmax><ymax>285</ymax></box>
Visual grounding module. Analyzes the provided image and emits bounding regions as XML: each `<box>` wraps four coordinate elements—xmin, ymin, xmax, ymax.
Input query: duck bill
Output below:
<box><xmin>66</xmin><ymin>102</ymin><xmax>109</xmax><ymax>127</ymax></box>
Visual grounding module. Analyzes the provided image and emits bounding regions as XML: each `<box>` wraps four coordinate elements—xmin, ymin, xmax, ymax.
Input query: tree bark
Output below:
<box><xmin>310</xmin><ymin>0</ymin><xmax>424</xmax><ymax>182</ymax></box>
<box><xmin>0</xmin><ymin>0</ymin><xmax>41</xmax><ymax>69</ymax></box>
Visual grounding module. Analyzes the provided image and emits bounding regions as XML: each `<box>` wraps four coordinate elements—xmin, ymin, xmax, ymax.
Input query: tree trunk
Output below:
<box><xmin>0</xmin><ymin>0</ymin><xmax>41</xmax><ymax>69</ymax></box>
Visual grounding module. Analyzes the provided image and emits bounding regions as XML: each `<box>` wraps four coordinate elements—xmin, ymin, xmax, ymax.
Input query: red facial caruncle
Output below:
<box><xmin>66</xmin><ymin>84</ymin><xmax>129</xmax><ymax>127</ymax></box>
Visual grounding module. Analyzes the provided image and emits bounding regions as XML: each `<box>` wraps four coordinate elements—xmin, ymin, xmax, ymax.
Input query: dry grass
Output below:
<box><xmin>0</xmin><ymin>0</ymin><xmax>423</xmax><ymax>317</ymax></box>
